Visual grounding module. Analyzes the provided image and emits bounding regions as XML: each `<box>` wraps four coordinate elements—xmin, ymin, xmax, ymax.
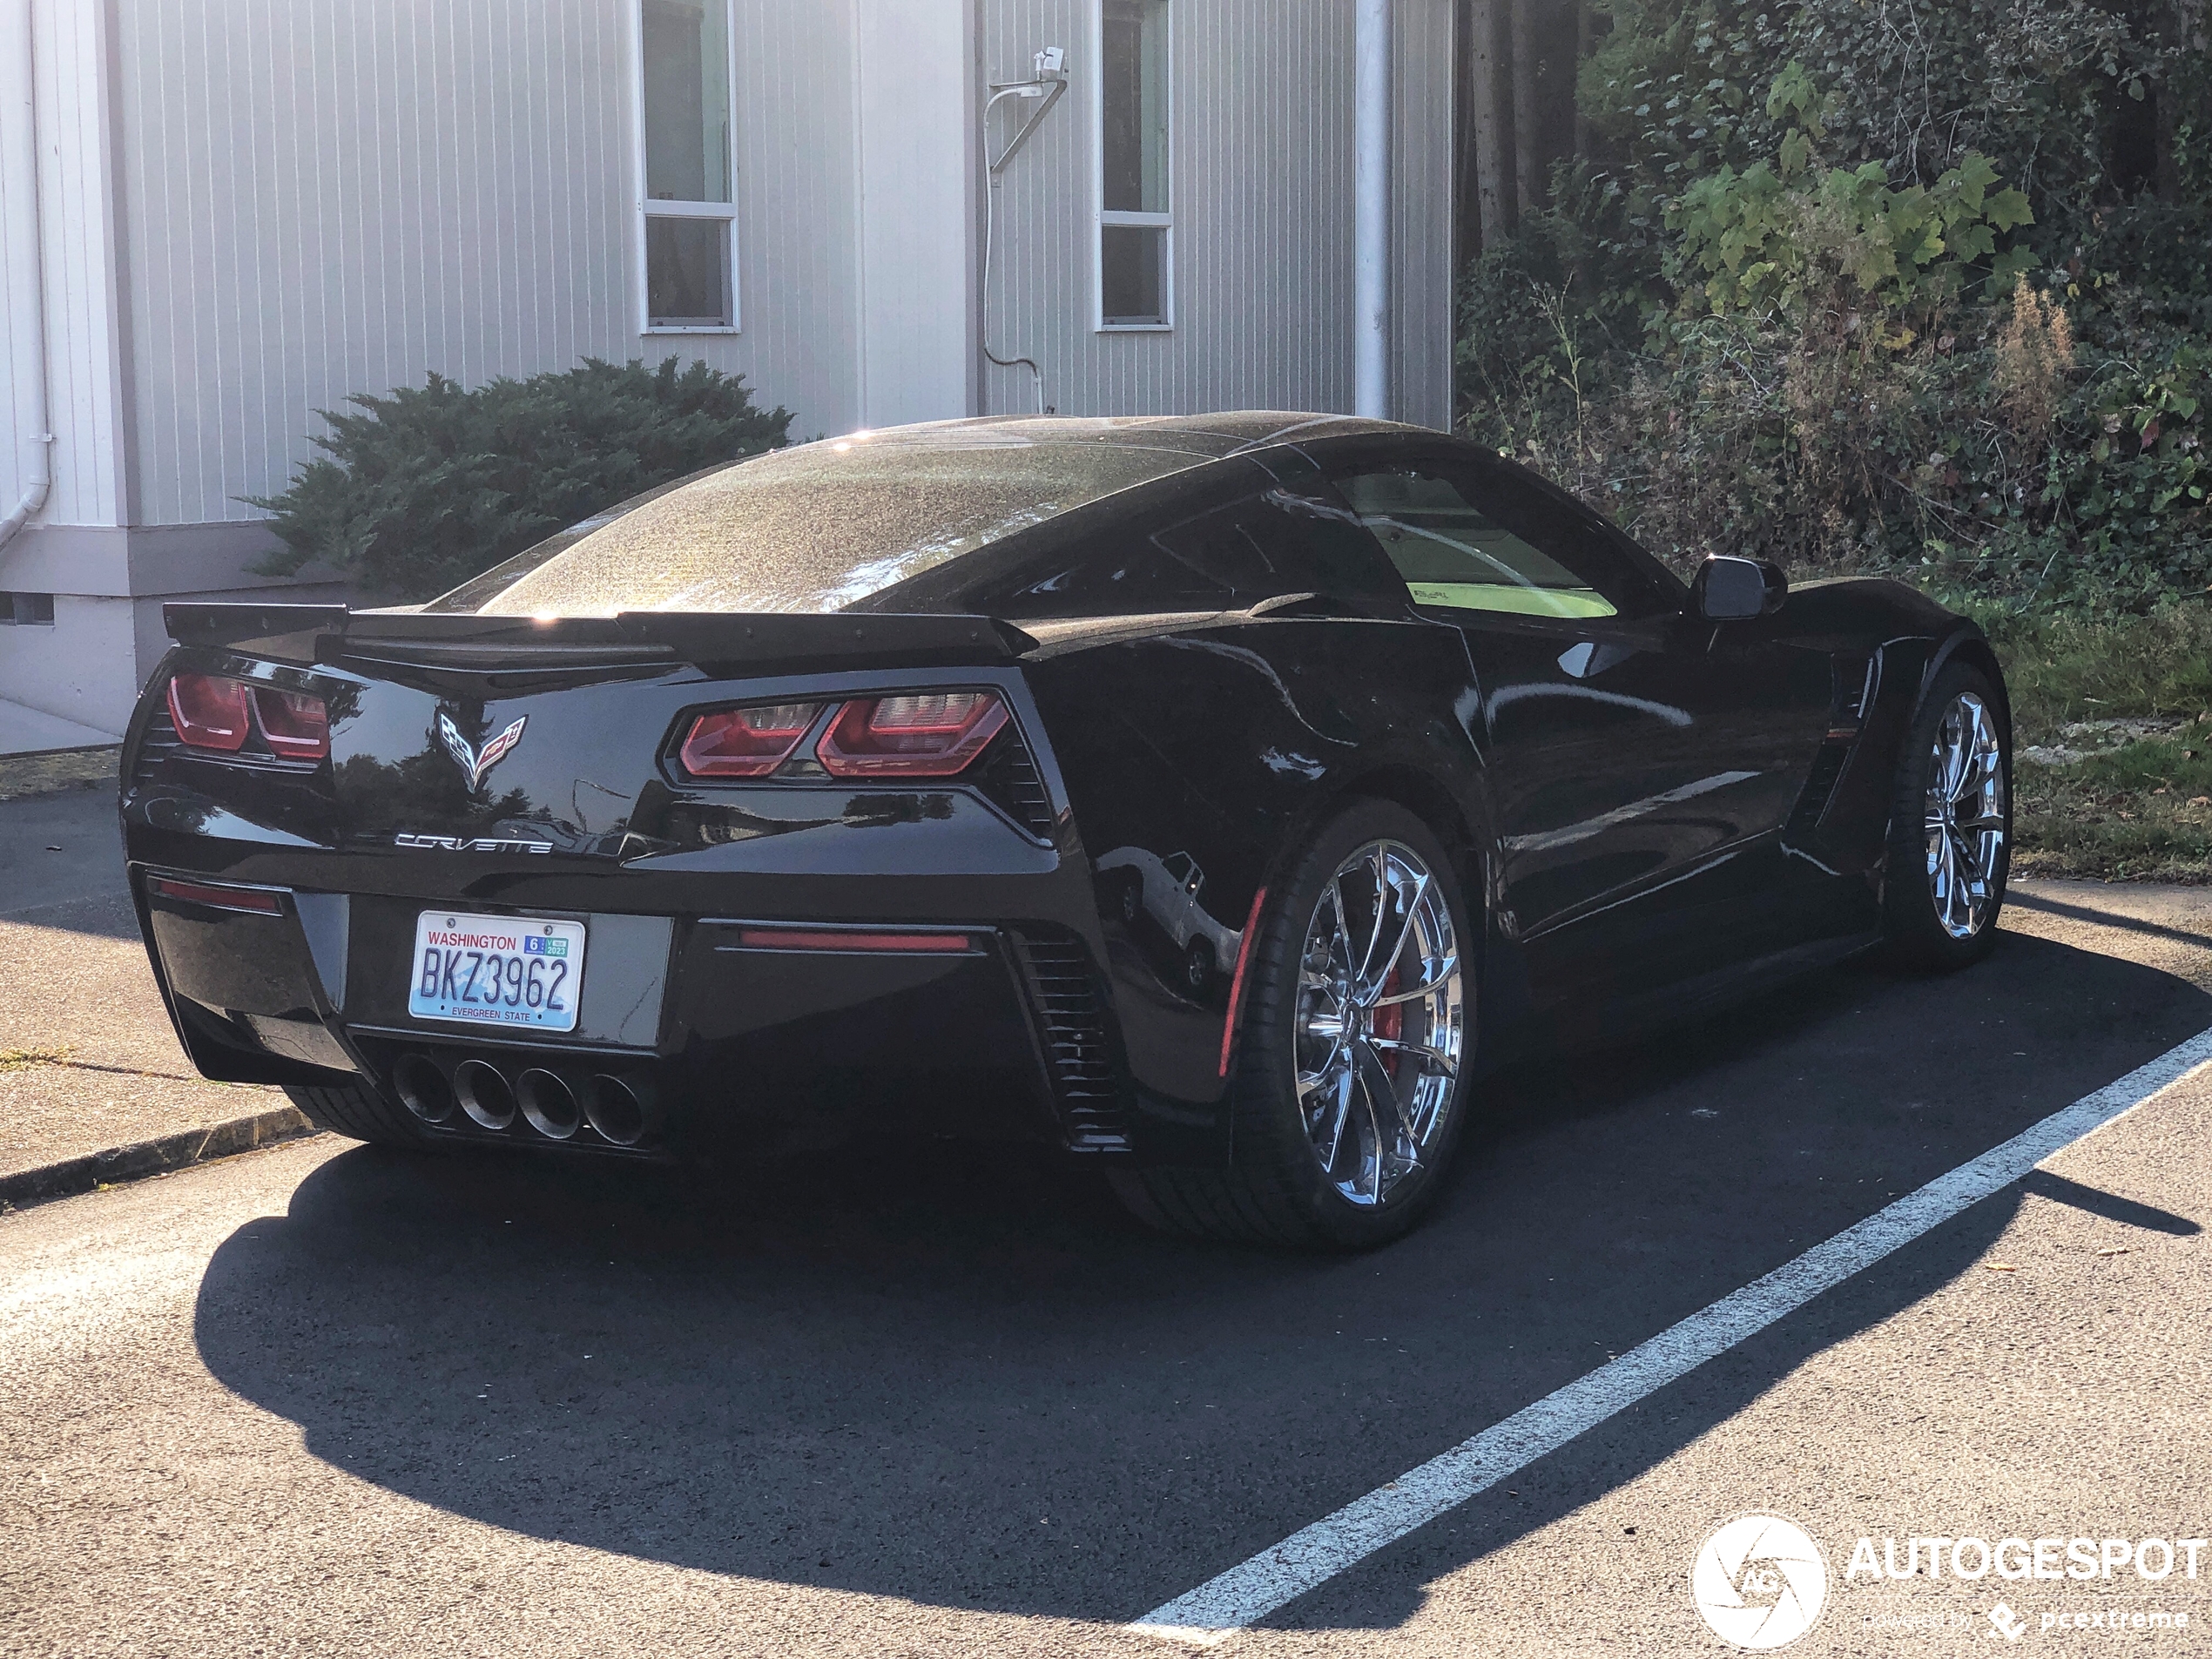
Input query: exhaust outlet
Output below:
<box><xmin>584</xmin><ymin>1073</ymin><xmax>656</xmax><ymax>1147</ymax></box>
<box><xmin>516</xmin><ymin>1068</ymin><xmax>581</xmax><ymax>1141</ymax></box>
<box><xmin>392</xmin><ymin>1053</ymin><xmax>454</xmax><ymax>1123</ymax></box>
<box><xmin>454</xmin><ymin>1059</ymin><xmax>516</xmax><ymax>1130</ymax></box>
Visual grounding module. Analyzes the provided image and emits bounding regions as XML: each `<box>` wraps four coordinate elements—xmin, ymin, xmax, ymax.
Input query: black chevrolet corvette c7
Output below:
<box><xmin>123</xmin><ymin>413</ymin><xmax>2011</xmax><ymax>1247</ymax></box>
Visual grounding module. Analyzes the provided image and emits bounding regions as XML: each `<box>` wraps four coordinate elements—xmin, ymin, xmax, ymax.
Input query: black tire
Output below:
<box><xmin>1108</xmin><ymin>800</ymin><xmax>1475</xmax><ymax>1251</ymax></box>
<box><xmin>1183</xmin><ymin>936</ymin><xmax>1217</xmax><ymax>995</ymax></box>
<box><xmin>1880</xmin><ymin>659</ymin><xmax>2012</xmax><ymax>971</ymax></box>
<box><xmin>1116</xmin><ymin>873</ymin><xmax>1143</xmax><ymax>925</ymax></box>
<box><xmin>283</xmin><ymin>1078</ymin><xmax>433</xmax><ymax>1148</ymax></box>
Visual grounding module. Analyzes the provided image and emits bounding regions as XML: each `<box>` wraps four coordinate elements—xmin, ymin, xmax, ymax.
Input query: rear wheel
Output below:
<box><xmin>1109</xmin><ymin>801</ymin><xmax>1474</xmax><ymax>1250</ymax></box>
<box><xmin>1881</xmin><ymin>662</ymin><xmax>2011</xmax><ymax>969</ymax></box>
<box><xmin>283</xmin><ymin>1078</ymin><xmax>433</xmax><ymax>1149</ymax></box>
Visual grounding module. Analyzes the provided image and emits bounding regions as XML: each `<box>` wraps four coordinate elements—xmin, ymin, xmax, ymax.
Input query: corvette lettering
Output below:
<box><xmin>393</xmin><ymin>833</ymin><xmax>554</xmax><ymax>854</ymax></box>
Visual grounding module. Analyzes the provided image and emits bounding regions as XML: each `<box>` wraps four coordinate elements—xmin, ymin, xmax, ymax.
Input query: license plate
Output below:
<box><xmin>408</xmin><ymin>911</ymin><xmax>586</xmax><ymax>1033</ymax></box>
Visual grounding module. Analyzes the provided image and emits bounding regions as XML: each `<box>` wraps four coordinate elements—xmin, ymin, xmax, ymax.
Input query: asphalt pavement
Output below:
<box><xmin>2</xmin><ymin>880</ymin><xmax>2208</xmax><ymax>1656</ymax></box>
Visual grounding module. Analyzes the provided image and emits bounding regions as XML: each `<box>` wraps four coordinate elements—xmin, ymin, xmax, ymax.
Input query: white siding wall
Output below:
<box><xmin>852</xmin><ymin>0</ymin><xmax>976</xmax><ymax>428</ymax></box>
<box><xmin>0</xmin><ymin>4</ymin><xmax>40</xmax><ymax>533</ymax></box>
<box><xmin>111</xmin><ymin>0</ymin><xmax>861</xmax><ymax>531</ymax></box>
<box><xmin>980</xmin><ymin>0</ymin><xmax>1451</xmax><ymax>428</ymax></box>
<box><xmin>66</xmin><ymin>0</ymin><xmax>1453</xmax><ymax>535</ymax></box>
<box><xmin>0</xmin><ymin>0</ymin><xmax>127</xmax><ymax>542</ymax></box>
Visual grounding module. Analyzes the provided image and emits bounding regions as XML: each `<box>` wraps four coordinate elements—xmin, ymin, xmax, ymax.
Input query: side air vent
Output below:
<box><xmin>1010</xmin><ymin>931</ymin><xmax>1129</xmax><ymax>1151</ymax></box>
<box><xmin>1784</xmin><ymin>652</ymin><xmax>1877</xmax><ymax>844</ymax></box>
<box><xmin>1834</xmin><ymin>656</ymin><xmax>1876</xmax><ymax>725</ymax></box>
<box><xmin>972</xmin><ymin>728</ymin><xmax>1055</xmax><ymax>840</ymax></box>
<box><xmin>133</xmin><ymin>705</ymin><xmax>186</xmax><ymax>786</ymax></box>
<box><xmin>1784</xmin><ymin>742</ymin><xmax>1851</xmax><ymax>842</ymax></box>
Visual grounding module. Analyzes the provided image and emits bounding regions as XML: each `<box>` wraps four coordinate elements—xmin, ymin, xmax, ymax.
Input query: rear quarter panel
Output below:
<box><xmin>1024</xmin><ymin>614</ymin><xmax>1491</xmax><ymax>1139</ymax></box>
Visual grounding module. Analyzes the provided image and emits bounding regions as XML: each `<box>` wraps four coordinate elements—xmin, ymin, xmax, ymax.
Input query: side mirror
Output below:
<box><xmin>1692</xmin><ymin>556</ymin><xmax>1787</xmax><ymax>622</ymax></box>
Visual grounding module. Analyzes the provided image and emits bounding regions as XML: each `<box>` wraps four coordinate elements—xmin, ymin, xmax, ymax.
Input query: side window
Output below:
<box><xmin>972</xmin><ymin>488</ymin><xmax>1405</xmax><ymax>618</ymax></box>
<box><xmin>1099</xmin><ymin>0</ymin><xmax>1172</xmax><ymax>328</ymax></box>
<box><xmin>1335</xmin><ymin>462</ymin><xmax>1662</xmax><ymax>622</ymax></box>
<box><xmin>639</xmin><ymin>0</ymin><xmax>737</xmax><ymax>331</ymax></box>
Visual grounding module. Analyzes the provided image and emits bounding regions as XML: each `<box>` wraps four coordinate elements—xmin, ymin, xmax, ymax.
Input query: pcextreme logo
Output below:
<box><xmin>1692</xmin><ymin>1514</ymin><xmax>1830</xmax><ymax>1650</ymax></box>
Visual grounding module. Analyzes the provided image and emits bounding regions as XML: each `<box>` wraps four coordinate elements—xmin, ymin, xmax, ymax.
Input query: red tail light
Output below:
<box><xmin>147</xmin><ymin>876</ymin><xmax>284</xmax><ymax>914</ymax></box>
<box><xmin>165</xmin><ymin>672</ymin><xmax>329</xmax><ymax>759</ymax></box>
<box><xmin>166</xmin><ymin>672</ymin><xmax>253</xmax><ymax>752</ymax></box>
<box><xmin>815</xmin><ymin>691</ymin><xmax>1008</xmax><ymax>778</ymax></box>
<box><xmin>252</xmin><ymin>688</ymin><xmax>330</xmax><ymax>759</ymax></box>
<box><xmin>680</xmin><ymin>702</ymin><xmax>825</xmax><ymax>778</ymax></box>
<box><xmin>735</xmin><ymin>927</ymin><xmax>974</xmax><ymax>953</ymax></box>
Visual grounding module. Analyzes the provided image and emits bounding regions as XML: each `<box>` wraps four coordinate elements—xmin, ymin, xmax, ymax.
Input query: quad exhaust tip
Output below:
<box><xmin>454</xmin><ymin>1059</ymin><xmax>516</xmax><ymax>1130</ymax></box>
<box><xmin>393</xmin><ymin>1053</ymin><xmax>455</xmax><ymax>1124</ymax></box>
<box><xmin>585</xmin><ymin>1072</ymin><xmax>654</xmax><ymax>1147</ymax></box>
<box><xmin>516</xmin><ymin>1068</ymin><xmax>581</xmax><ymax>1141</ymax></box>
<box><xmin>395</xmin><ymin>1053</ymin><xmax>654</xmax><ymax>1146</ymax></box>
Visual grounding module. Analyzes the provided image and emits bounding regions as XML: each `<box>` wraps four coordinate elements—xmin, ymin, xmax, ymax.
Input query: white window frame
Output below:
<box><xmin>629</xmin><ymin>0</ymin><xmax>741</xmax><ymax>336</ymax></box>
<box><xmin>1092</xmin><ymin>0</ymin><xmax>1173</xmax><ymax>333</ymax></box>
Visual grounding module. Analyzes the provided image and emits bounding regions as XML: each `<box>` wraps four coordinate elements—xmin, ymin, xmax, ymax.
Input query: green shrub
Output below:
<box><xmin>249</xmin><ymin>357</ymin><xmax>792</xmax><ymax>602</ymax></box>
<box><xmin>1669</xmin><ymin>148</ymin><xmax>2035</xmax><ymax>323</ymax></box>
<box><xmin>1461</xmin><ymin>3</ymin><xmax>2212</xmax><ymax>615</ymax></box>
<box><xmin>1578</xmin><ymin>0</ymin><xmax>2159</xmax><ymax>249</ymax></box>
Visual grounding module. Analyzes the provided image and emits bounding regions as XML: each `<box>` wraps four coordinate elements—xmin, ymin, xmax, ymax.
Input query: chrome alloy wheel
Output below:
<box><xmin>1924</xmin><ymin>691</ymin><xmax>2008</xmax><ymax>941</ymax></box>
<box><xmin>1292</xmin><ymin>840</ymin><xmax>1466</xmax><ymax>1206</ymax></box>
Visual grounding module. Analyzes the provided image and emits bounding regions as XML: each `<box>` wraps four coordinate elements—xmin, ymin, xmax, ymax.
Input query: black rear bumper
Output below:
<box><xmin>132</xmin><ymin>869</ymin><xmax>1136</xmax><ymax>1162</ymax></box>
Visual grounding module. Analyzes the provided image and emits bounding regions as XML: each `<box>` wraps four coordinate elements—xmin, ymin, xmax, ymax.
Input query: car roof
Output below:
<box><xmin>428</xmin><ymin>412</ymin><xmax>1455</xmax><ymax>618</ymax></box>
<box><xmin>813</xmin><ymin>411</ymin><xmax>1426</xmax><ymax>462</ymax></box>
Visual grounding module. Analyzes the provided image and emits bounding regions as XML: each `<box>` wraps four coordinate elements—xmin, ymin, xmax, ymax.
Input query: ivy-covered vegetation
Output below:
<box><xmin>250</xmin><ymin>357</ymin><xmax>792</xmax><ymax>601</ymax></box>
<box><xmin>1457</xmin><ymin>0</ymin><xmax>2212</xmax><ymax>614</ymax></box>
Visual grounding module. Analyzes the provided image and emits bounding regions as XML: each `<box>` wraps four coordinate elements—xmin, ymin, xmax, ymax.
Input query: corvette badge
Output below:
<box><xmin>439</xmin><ymin>711</ymin><xmax>527</xmax><ymax>788</ymax></box>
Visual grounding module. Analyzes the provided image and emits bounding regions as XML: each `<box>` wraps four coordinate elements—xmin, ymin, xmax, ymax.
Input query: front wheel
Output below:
<box><xmin>1109</xmin><ymin>800</ymin><xmax>1474</xmax><ymax>1250</ymax></box>
<box><xmin>1881</xmin><ymin>661</ymin><xmax>2011</xmax><ymax>970</ymax></box>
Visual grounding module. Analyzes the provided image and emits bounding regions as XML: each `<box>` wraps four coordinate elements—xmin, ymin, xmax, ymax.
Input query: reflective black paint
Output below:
<box><xmin>119</xmin><ymin>418</ymin><xmax>2003</xmax><ymax>1170</ymax></box>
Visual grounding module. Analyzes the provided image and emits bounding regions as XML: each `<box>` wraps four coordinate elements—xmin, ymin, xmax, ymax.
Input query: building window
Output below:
<box><xmin>638</xmin><ymin>0</ymin><xmax>736</xmax><ymax>331</ymax></box>
<box><xmin>1097</xmin><ymin>0</ymin><xmax>1170</xmax><ymax>329</ymax></box>
<box><xmin>0</xmin><ymin>592</ymin><xmax>55</xmax><ymax>625</ymax></box>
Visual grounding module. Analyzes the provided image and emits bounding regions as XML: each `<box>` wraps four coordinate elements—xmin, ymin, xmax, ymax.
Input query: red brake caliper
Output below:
<box><xmin>1372</xmin><ymin>968</ymin><xmax>1403</xmax><ymax>1076</ymax></box>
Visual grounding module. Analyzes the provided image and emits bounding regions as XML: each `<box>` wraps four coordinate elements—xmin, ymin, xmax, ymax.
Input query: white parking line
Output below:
<box><xmin>1130</xmin><ymin>1026</ymin><xmax>2212</xmax><ymax>1647</ymax></box>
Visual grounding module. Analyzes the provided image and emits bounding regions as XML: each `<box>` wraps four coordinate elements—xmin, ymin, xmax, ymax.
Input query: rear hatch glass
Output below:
<box><xmin>428</xmin><ymin>423</ymin><xmax>1222</xmax><ymax>617</ymax></box>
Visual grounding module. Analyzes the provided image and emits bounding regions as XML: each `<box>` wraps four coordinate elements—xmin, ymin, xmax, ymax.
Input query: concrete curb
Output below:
<box><xmin>0</xmin><ymin>1107</ymin><xmax>321</xmax><ymax>1211</ymax></box>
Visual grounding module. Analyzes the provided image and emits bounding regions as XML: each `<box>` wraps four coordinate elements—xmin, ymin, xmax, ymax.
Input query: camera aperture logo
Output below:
<box><xmin>1693</xmin><ymin>1514</ymin><xmax>1831</xmax><ymax>1649</ymax></box>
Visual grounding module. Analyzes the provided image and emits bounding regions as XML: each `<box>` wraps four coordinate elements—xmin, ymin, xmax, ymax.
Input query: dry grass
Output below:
<box><xmin>0</xmin><ymin>747</ymin><xmax>118</xmax><ymax>803</ymax></box>
<box><xmin>1975</xmin><ymin>604</ymin><xmax>2212</xmax><ymax>881</ymax></box>
<box><xmin>0</xmin><ymin>1047</ymin><xmax>74</xmax><ymax>1073</ymax></box>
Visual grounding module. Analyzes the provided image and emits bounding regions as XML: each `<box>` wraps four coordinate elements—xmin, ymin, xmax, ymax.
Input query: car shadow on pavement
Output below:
<box><xmin>192</xmin><ymin>929</ymin><xmax>2212</xmax><ymax>1630</ymax></box>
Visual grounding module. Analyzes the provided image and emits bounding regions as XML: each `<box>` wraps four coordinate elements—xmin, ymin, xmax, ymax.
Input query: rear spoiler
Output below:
<box><xmin>162</xmin><ymin>604</ymin><xmax>1038</xmax><ymax>673</ymax></box>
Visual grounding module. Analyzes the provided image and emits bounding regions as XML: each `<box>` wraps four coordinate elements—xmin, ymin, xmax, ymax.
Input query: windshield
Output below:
<box><xmin>426</xmin><ymin>421</ymin><xmax>1223</xmax><ymax>616</ymax></box>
